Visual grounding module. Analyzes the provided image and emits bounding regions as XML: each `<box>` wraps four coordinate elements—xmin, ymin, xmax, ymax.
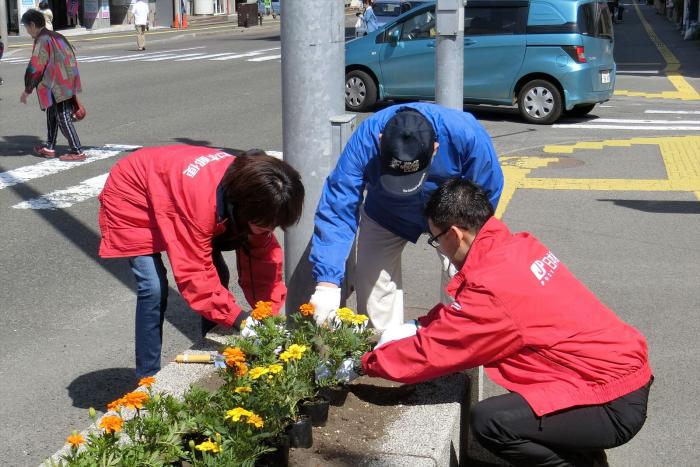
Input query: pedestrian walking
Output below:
<box><xmin>361</xmin><ymin>0</ymin><xmax>378</xmax><ymax>34</ymax></box>
<box><xmin>98</xmin><ymin>145</ymin><xmax>305</xmax><ymax>378</ymax></box>
<box><xmin>309</xmin><ymin>103</ymin><xmax>503</xmax><ymax>332</ymax></box>
<box><xmin>0</xmin><ymin>36</ymin><xmax>4</xmax><ymax>86</ymax></box>
<box><xmin>363</xmin><ymin>178</ymin><xmax>653</xmax><ymax>467</ymax></box>
<box><xmin>264</xmin><ymin>0</ymin><xmax>271</xmax><ymax>15</ymax></box>
<box><xmin>38</xmin><ymin>1</ymin><xmax>54</xmax><ymax>30</ymax></box>
<box><xmin>20</xmin><ymin>9</ymin><xmax>85</xmax><ymax>161</ymax></box>
<box><xmin>130</xmin><ymin>0</ymin><xmax>150</xmax><ymax>51</ymax></box>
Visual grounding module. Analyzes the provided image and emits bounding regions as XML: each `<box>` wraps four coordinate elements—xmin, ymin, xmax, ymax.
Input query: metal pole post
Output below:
<box><xmin>0</xmin><ymin>0</ymin><xmax>8</xmax><ymax>47</ymax></box>
<box><xmin>435</xmin><ymin>0</ymin><xmax>465</xmax><ymax>109</ymax></box>
<box><xmin>282</xmin><ymin>0</ymin><xmax>345</xmax><ymax>314</ymax></box>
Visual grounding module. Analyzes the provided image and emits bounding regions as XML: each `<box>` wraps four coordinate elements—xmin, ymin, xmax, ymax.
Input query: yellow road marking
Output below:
<box><xmin>497</xmin><ymin>136</ymin><xmax>700</xmax><ymax>216</ymax></box>
<box><xmin>615</xmin><ymin>3</ymin><xmax>700</xmax><ymax>100</ymax></box>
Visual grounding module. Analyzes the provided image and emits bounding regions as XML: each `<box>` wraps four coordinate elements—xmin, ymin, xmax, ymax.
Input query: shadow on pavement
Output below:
<box><xmin>67</xmin><ymin>367</ymin><xmax>138</xmax><ymax>409</ymax></box>
<box><xmin>598</xmin><ymin>199</ymin><xmax>700</xmax><ymax>214</ymax></box>
<box><xmin>0</xmin><ymin>135</ymin><xmax>43</xmax><ymax>157</ymax></box>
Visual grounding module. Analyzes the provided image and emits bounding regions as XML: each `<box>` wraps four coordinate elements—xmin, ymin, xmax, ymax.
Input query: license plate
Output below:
<box><xmin>601</xmin><ymin>71</ymin><xmax>611</xmax><ymax>84</ymax></box>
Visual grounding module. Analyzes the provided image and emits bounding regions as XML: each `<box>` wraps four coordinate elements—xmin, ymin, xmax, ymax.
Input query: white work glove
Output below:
<box><xmin>335</xmin><ymin>357</ymin><xmax>359</xmax><ymax>383</ymax></box>
<box><xmin>310</xmin><ymin>285</ymin><xmax>341</xmax><ymax>326</ymax></box>
<box><xmin>374</xmin><ymin>321</ymin><xmax>418</xmax><ymax>350</ymax></box>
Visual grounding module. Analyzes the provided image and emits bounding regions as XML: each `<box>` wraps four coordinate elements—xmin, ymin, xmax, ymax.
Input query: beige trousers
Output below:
<box><xmin>351</xmin><ymin>208</ymin><xmax>455</xmax><ymax>332</ymax></box>
<box><xmin>135</xmin><ymin>25</ymin><xmax>146</xmax><ymax>49</ymax></box>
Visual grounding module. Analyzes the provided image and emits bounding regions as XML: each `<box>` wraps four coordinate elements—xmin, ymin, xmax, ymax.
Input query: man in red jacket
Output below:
<box><xmin>361</xmin><ymin>178</ymin><xmax>652</xmax><ymax>466</ymax></box>
<box><xmin>99</xmin><ymin>145</ymin><xmax>304</xmax><ymax>378</ymax></box>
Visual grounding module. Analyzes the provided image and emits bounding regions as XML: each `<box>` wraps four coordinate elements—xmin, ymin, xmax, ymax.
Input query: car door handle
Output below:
<box><xmin>464</xmin><ymin>38</ymin><xmax>475</xmax><ymax>45</ymax></box>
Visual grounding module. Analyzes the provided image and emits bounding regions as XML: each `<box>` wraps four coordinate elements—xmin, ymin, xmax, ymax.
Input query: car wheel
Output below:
<box><xmin>517</xmin><ymin>79</ymin><xmax>562</xmax><ymax>124</ymax></box>
<box><xmin>345</xmin><ymin>70</ymin><xmax>377</xmax><ymax>112</ymax></box>
<box><xmin>565</xmin><ymin>103</ymin><xmax>596</xmax><ymax>118</ymax></box>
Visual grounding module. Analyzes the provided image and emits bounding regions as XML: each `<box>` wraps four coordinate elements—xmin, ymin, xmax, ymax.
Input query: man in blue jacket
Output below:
<box><xmin>309</xmin><ymin>103</ymin><xmax>503</xmax><ymax>331</ymax></box>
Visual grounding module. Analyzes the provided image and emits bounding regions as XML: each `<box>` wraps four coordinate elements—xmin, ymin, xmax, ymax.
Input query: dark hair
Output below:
<box><xmin>38</xmin><ymin>1</ymin><xmax>49</xmax><ymax>10</ymax></box>
<box><xmin>21</xmin><ymin>9</ymin><xmax>46</xmax><ymax>28</ymax></box>
<box><xmin>221</xmin><ymin>150</ymin><xmax>304</xmax><ymax>230</ymax></box>
<box><xmin>424</xmin><ymin>178</ymin><xmax>494</xmax><ymax>233</ymax></box>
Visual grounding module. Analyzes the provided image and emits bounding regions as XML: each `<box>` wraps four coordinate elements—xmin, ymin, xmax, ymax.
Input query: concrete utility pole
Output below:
<box><xmin>282</xmin><ymin>0</ymin><xmax>347</xmax><ymax>314</ymax></box>
<box><xmin>1</xmin><ymin>0</ymin><xmax>9</xmax><ymax>45</ymax></box>
<box><xmin>435</xmin><ymin>0</ymin><xmax>465</xmax><ymax>109</ymax></box>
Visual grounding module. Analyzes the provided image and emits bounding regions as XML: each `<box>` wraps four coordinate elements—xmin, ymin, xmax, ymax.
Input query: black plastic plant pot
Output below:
<box><xmin>300</xmin><ymin>397</ymin><xmax>330</xmax><ymax>427</ymax></box>
<box><xmin>318</xmin><ymin>385</ymin><xmax>349</xmax><ymax>407</ymax></box>
<box><xmin>255</xmin><ymin>434</ymin><xmax>290</xmax><ymax>467</ymax></box>
<box><xmin>284</xmin><ymin>415</ymin><xmax>313</xmax><ymax>448</ymax></box>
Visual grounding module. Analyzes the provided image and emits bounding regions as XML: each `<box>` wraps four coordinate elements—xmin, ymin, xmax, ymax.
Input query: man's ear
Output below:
<box><xmin>432</xmin><ymin>142</ymin><xmax>439</xmax><ymax>156</ymax></box>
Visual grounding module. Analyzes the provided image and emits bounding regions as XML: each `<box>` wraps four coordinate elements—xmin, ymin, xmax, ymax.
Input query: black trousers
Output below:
<box><xmin>470</xmin><ymin>378</ymin><xmax>652</xmax><ymax>467</ymax></box>
<box><xmin>46</xmin><ymin>99</ymin><xmax>82</xmax><ymax>152</ymax></box>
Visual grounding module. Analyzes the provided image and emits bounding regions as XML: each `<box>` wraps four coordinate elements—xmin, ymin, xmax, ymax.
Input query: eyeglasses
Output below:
<box><xmin>427</xmin><ymin>227</ymin><xmax>450</xmax><ymax>248</ymax></box>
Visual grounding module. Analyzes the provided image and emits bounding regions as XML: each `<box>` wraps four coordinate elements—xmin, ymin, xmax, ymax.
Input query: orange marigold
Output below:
<box><xmin>223</xmin><ymin>347</ymin><xmax>246</xmax><ymax>368</ymax></box>
<box><xmin>251</xmin><ymin>300</ymin><xmax>273</xmax><ymax>320</ymax></box>
<box><xmin>138</xmin><ymin>376</ymin><xmax>156</xmax><ymax>388</ymax></box>
<box><xmin>299</xmin><ymin>303</ymin><xmax>315</xmax><ymax>317</ymax></box>
<box><xmin>106</xmin><ymin>398</ymin><xmax>124</xmax><ymax>412</ymax></box>
<box><xmin>121</xmin><ymin>391</ymin><xmax>149</xmax><ymax>410</ymax></box>
<box><xmin>99</xmin><ymin>415</ymin><xmax>123</xmax><ymax>434</ymax></box>
<box><xmin>234</xmin><ymin>362</ymin><xmax>249</xmax><ymax>377</ymax></box>
<box><xmin>66</xmin><ymin>432</ymin><xmax>85</xmax><ymax>447</ymax></box>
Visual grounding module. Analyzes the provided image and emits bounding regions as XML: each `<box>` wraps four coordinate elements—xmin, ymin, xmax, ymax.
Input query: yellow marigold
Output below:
<box><xmin>251</xmin><ymin>300</ymin><xmax>273</xmax><ymax>320</ymax></box>
<box><xmin>234</xmin><ymin>386</ymin><xmax>252</xmax><ymax>394</ymax></box>
<box><xmin>267</xmin><ymin>364</ymin><xmax>283</xmax><ymax>374</ymax></box>
<box><xmin>247</xmin><ymin>413</ymin><xmax>264</xmax><ymax>428</ymax></box>
<box><xmin>352</xmin><ymin>314</ymin><xmax>369</xmax><ymax>325</ymax></box>
<box><xmin>99</xmin><ymin>415</ymin><xmax>123</xmax><ymax>434</ymax></box>
<box><xmin>138</xmin><ymin>376</ymin><xmax>156</xmax><ymax>388</ymax></box>
<box><xmin>249</xmin><ymin>366</ymin><xmax>270</xmax><ymax>380</ymax></box>
<box><xmin>225</xmin><ymin>407</ymin><xmax>253</xmax><ymax>422</ymax></box>
<box><xmin>336</xmin><ymin>307</ymin><xmax>355</xmax><ymax>323</ymax></box>
<box><xmin>222</xmin><ymin>347</ymin><xmax>246</xmax><ymax>368</ymax></box>
<box><xmin>299</xmin><ymin>303</ymin><xmax>315</xmax><ymax>317</ymax></box>
<box><xmin>66</xmin><ymin>432</ymin><xmax>85</xmax><ymax>447</ymax></box>
<box><xmin>121</xmin><ymin>391</ymin><xmax>149</xmax><ymax>410</ymax></box>
<box><xmin>106</xmin><ymin>398</ymin><xmax>124</xmax><ymax>412</ymax></box>
<box><xmin>195</xmin><ymin>438</ymin><xmax>221</xmax><ymax>453</ymax></box>
<box><xmin>234</xmin><ymin>362</ymin><xmax>249</xmax><ymax>377</ymax></box>
<box><xmin>280</xmin><ymin>343</ymin><xmax>307</xmax><ymax>362</ymax></box>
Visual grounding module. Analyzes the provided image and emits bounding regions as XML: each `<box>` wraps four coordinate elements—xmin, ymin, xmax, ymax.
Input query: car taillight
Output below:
<box><xmin>563</xmin><ymin>46</ymin><xmax>587</xmax><ymax>63</ymax></box>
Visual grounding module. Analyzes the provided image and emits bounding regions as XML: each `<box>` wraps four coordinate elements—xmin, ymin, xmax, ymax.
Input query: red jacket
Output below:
<box><xmin>362</xmin><ymin>217</ymin><xmax>652</xmax><ymax>416</ymax></box>
<box><xmin>98</xmin><ymin>145</ymin><xmax>286</xmax><ymax>327</ymax></box>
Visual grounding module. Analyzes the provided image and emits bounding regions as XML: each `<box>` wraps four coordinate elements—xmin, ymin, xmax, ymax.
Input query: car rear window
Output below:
<box><xmin>375</xmin><ymin>2</ymin><xmax>410</xmax><ymax>17</ymax></box>
<box><xmin>577</xmin><ymin>2</ymin><xmax>614</xmax><ymax>39</ymax></box>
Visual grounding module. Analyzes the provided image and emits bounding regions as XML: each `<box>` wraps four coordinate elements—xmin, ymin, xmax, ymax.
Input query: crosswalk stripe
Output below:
<box><xmin>644</xmin><ymin>110</ymin><xmax>700</xmax><ymax>115</ymax></box>
<box><xmin>211</xmin><ymin>47</ymin><xmax>281</xmax><ymax>61</ymax></box>
<box><xmin>84</xmin><ymin>46</ymin><xmax>206</xmax><ymax>63</ymax></box>
<box><xmin>176</xmin><ymin>52</ymin><xmax>241</xmax><ymax>61</ymax></box>
<box><xmin>589</xmin><ymin>118</ymin><xmax>700</xmax><ymax>124</ymax></box>
<box><xmin>247</xmin><ymin>54</ymin><xmax>281</xmax><ymax>62</ymax></box>
<box><xmin>76</xmin><ymin>55</ymin><xmax>112</xmax><ymax>61</ymax></box>
<box><xmin>552</xmin><ymin>124</ymin><xmax>700</xmax><ymax>130</ymax></box>
<box><xmin>12</xmin><ymin>174</ymin><xmax>109</xmax><ymax>210</ymax></box>
<box><xmin>616</xmin><ymin>70</ymin><xmax>660</xmax><ymax>75</ymax></box>
<box><xmin>0</xmin><ymin>146</ymin><xmax>137</xmax><ymax>190</ymax></box>
<box><xmin>143</xmin><ymin>53</ymin><xmax>204</xmax><ymax>62</ymax></box>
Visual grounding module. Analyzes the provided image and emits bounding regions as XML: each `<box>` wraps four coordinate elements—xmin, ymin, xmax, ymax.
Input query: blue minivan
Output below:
<box><xmin>345</xmin><ymin>0</ymin><xmax>615</xmax><ymax>124</ymax></box>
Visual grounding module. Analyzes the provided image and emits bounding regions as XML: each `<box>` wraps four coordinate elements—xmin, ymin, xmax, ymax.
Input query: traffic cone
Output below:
<box><xmin>173</xmin><ymin>13</ymin><xmax>180</xmax><ymax>29</ymax></box>
<box><xmin>182</xmin><ymin>14</ymin><xmax>188</xmax><ymax>28</ymax></box>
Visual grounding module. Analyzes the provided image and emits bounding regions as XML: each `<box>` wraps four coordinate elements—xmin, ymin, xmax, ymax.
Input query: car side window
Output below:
<box><xmin>465</xmin><ymin>7</ymin><xmax>521</xmax><ymax>36</ymax></box>
<box><xmin>399</xmin><ymin>10</ymin><xmax>436</xmax><ymax>41</ymax></box>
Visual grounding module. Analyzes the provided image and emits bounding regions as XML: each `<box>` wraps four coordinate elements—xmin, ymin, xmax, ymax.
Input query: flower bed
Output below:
<box><xmin>46</xmin><ymin>302</ymin><xmax>374</xmax><ymax>466</ymax></box>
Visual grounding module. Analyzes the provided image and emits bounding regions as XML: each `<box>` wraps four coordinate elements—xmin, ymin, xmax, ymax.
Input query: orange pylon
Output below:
<box><xmin>182</xmin><ymin>14</ymin><xmax>188</xmax><ymax>28</ymax></box>
<box><xmin>173</xmin><ymin>13</ymin><xmax>180</xmax><ymax>29</ymax></box>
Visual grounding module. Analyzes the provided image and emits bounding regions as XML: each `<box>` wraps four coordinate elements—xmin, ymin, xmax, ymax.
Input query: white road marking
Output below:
<box><xmin>552</xmin><ymin>124</ymin><xmax>700</xmax><ymax>130</ymax></box>
<box><xmin>12</xmin><ymin>174</ymin><xmax>109</xmax><ymax>210</ymax></box>
<box><xmin>211</xmin><ymin>47</ymin><xmax>280</xmax><ymax>61</ymax></box>
<box><xmin>143</xmin><ymin>52</ymin><xmax>204</xmax><ymax>62</ymax></box>
<box><xmin>83</xmin><ymin>47</ymin><xmax>205</xmax><ymax>63</ymax></box>
<box><xmin>587</xmin><ymin>118</ymin><xmax>700</xmax><ymax>124</ymax></box>
<box><xmin>247</xmin><ymin>54</ymin><xmax>281</xmax><ymax>62</ymax></box>
<box><xmin>616</xmin><ymin>70</ymin><xmax>660</xmax><ymax>74</ymax></box>
<box><xmin>0</xmin><ymin>146</ymin><xmax>138</xmax><ymax>190</ymax></box>
<box><xmin>644</xmin><ymin>110</ymin><xmax>700</xmax><ymax>115</ymax></box>
<box><xmin>175</xmin><ymin>52</ymin><xmax>237</xmax><ymax>61</ymax></box>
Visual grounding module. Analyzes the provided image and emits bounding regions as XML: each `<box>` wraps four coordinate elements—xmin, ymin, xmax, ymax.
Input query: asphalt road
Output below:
<box><xmin>1</xmin><ymin>4</ymin><xmax>699</xmax><ymax>466</ymax></box>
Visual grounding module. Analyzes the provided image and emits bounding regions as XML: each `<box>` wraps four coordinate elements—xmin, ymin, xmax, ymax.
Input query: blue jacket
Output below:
<box><xmin>310</xmin><ymin>103</ymin><xmax>504</xmax><ymax>285</ymax></box>
<box><xmin>363</xmin><ymin>7</ymin><xmax>379</xmax><ymax>33</ymax></box>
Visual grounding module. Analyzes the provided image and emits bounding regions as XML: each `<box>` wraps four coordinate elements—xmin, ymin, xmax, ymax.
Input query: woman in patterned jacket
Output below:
<box><xmin>20</xmin><ymin>9</ymin><xmax>85</xmax><ymax>161</ymax></box>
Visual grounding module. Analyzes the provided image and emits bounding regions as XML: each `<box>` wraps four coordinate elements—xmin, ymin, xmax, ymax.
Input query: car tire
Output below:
<box><xmin>517</xmin><ymin>79</ymin><xmax>563</xmax><ymax>125</ymax></box>
<box><xmin>565</xmin><ymin>103</ymin><xmax>596</xmax><ymax>118</ymax></box>
<box><xmin>345</xmin><ymin>70</ymin><xmax>377</xmax><ymax>112</ymax></box>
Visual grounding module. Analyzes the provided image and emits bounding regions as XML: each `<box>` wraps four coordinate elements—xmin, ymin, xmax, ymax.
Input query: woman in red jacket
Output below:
<box><xmin>99</xmin><ymin>145</ymin><xmax>304</xmax><ymax>378</ymax></box>
<box><xmin>362</xmin><ymin>178</ymin><xmax>652</xmax><ymax>466</ymax></box>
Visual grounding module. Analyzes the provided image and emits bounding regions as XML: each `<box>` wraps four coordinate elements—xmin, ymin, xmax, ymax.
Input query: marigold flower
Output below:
<box><xmin>352</xmin><ymin>314</ymin><xmax>369</xmax><ymax>326</ymax></box>
<box><xmin>99</xmin><ymin>415</ymin><xmax>123</xmax><ymax>434</ymax></box>
<box><xmin>234</xmin><ymin>362</ymin><xmax>249</xmax><ymax>377</ymax></box>
<box><xmin>138</xmin><ymin>376</ymin><xmax>156</xmax><ymax>388</ymax></box>
<box><xmin>280</xmin><ymin>343</ymin><xmax>307</xmax><ymax>362</ymax></box>
<box><xmin>251</xmin><ymin>300</ymin><xmax>273</xmax><ymax>320</ymax></box>
<box><xmin>195</xmin><ymin>438</ymin><xmax>221</xmax><ymax>453</ymax></box>
<box><xmin>249</xmin><ymin>366</ymin><xmax>270</xmax><ymax>380</ymax></box>
<box><xmin>222</xmin><ymin>347</ymin><xmax>246</xmax><ymax>368</ymax></box>
<box><xmin>267</xmin><ymin>364</ymin><xmax>283</xmax><ymax>374</ymax></box>
<box><xmin>336</xmin><ymin>307</ymin><xmax>355</xmax><ymax>323</ymax></box>
<box><xmin>225</xmin><ymin>407</ymin><xmax>253</xmax><ymax>422</ymax></box>
<box><xmin>121</xmin><ymin>391</ymin><xmax>149</xmax><ymax>410</ymax></box>
<box><xmin>299</xmin><ymin>303</ymin><xmax>315</xmax><ymax>317</ymax></box>
<box><xmin>106</xmin><ymin>398</ymin><xmax>124</xmax><ymax>412</ymax></box>
<box><xmin>247</xmin><ymin>413</ymin><xmax>264</xmax><ymax>428</ymax></box>
<box><xmin>234</xmin><ymin>386</ymin><xmax>252</xmax><ymax>394</ymax></box>
<box><xmin>66</xmin><ymin>432</ymin><xmax>85</xmax><ymax>447</ymax></box>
